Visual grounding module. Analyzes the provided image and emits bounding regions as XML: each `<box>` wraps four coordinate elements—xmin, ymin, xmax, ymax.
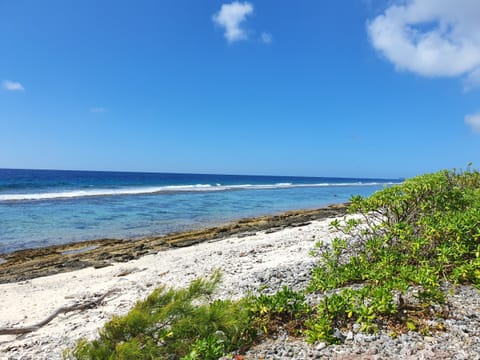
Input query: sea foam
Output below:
<box><xmin>0</xmin><ymin>182</ymin><xmax>395</xmax><ymax>201</ymax></box>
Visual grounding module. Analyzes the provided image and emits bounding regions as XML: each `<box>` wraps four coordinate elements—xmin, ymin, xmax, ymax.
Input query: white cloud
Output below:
<box><xmin>213</xmin><ymin>1</ymin><xmax>254</xmax><ymax>43</ymax></box>
<box><xmin>260</xmin><ymin>32</ymin><xmax>272</xmax><ymax>44</ymax></box>
<box><xmin>464</xmin><ymin>68</ymin><xmax>480</xmax><ymax>92</ymax></box>
<box><xmin>465</xmin><ymin>112</ymin><xmax>480</xmax><ymax>133</ymax></box>
<box><xmin>367</xmin><ymin>0</ymin><xmax>480</xmax><ymax>86</ymax></box>
<box><xmin>2</xmin><ymin>80</ymin><xmax>24</xmax><ymax>91</ymax></box>
<box><xmin>90</xmin><ymin>107</ymin><xmax>107</xmax><ymax>113</ymax></box>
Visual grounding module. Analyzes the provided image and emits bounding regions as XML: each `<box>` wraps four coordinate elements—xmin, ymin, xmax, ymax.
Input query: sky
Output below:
<box><xmin>1</xmin><ymin>0</ymin><xmax>479</xmax><ymax>179</ymax></box>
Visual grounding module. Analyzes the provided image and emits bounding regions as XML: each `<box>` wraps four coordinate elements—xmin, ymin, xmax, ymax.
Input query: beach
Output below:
<box><xmin>1</xmin><ymin>204</ymin><xmax>480</xmax><ymax>359</ymax></box>
<box><xmin>0</xmin><ymin>206</ymin><xmax>343</xmax><ymax>359</ymax></box>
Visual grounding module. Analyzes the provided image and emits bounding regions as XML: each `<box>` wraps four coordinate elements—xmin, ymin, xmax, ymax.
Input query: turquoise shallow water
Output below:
<box><xmin>0</xmin><ymin>169</ymin><xmax>399</xmax><ymax>253</ymax></box>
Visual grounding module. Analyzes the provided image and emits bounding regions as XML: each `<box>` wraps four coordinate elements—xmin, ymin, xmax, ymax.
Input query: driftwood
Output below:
<box><xmin>0</xmin><ymin>290</ymin><xmax>114</xmax><ymax>336</ymax></box>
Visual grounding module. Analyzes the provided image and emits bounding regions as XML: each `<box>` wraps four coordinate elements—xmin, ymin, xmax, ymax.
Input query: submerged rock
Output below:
<box><xmin>0</xmin><ymin>204</ymin><xmax>347</xmax><ymax>283</ymax></box>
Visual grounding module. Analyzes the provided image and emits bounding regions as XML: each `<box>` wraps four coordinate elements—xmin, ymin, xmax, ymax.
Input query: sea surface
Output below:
<box><xmin>0</xmin><ymin>169</ymin><xmax>400</xmax><ymax>254</ymax></box>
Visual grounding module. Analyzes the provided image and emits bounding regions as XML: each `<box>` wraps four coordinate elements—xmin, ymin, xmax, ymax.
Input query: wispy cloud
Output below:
<box><xmin>90</xmin><ymin>107</ymin><xmax>107</xmax><ymax>113</ymax></box>
<box><xmin>260</xmin><ymin>32</ymin><xmax>272</xmax><ymax>44</ymax></box>
<box><xmin>2</xmin><ymin>80</ymin><xmax>24</xmax><ymax>91</ymax></box>
<box><xmin>464</xmin><ymin>68</ymin><xmax>480</xmax><ymax>92</ymax></box>
<box><xmin>213</xmin><ymin>1</ymin><xmax>254</xmax><ymax>43</ymax></box>
<box><xmin>367</xmin><ymin>0</ymin><xmax>480</xmax><ymax>88</ymax></box>
<box><xmin>465</xmin><ymin>113</ymin><xmax>480</xmax><ymax>133</ymax></box>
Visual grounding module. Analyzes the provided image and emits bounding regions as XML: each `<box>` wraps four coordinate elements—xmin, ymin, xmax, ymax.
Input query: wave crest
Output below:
<box><xmin>0</xmin><ymin>182</ymin><xmax>396</xmax><ymax>202</ymax></box>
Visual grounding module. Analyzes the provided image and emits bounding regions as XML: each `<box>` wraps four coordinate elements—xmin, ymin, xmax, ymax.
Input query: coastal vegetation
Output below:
<box><xmin>306</xmin><ymin>167</ymin><xmax>480</xmax><ymax>342</ymax></box>
<box><xmin>64</xmin><ymin>271</ymin><xmax>254</xmax><ymax>359</ymax></box>
<box><xmin>65</xmin><ymin>167</ymin><xmax>480</xmax><ymax>359</ymax></box>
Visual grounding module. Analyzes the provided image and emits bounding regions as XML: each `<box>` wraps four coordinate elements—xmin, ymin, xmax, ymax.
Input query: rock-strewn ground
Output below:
<box><xmin>1</xmin><ymin>205</ymin><xmax>479</xmax><ymax>359</ymax></box>
<box><xmin>240</xmin><ymin>271</ymin><xmax>480</xmax><ymax>360</ymax></box>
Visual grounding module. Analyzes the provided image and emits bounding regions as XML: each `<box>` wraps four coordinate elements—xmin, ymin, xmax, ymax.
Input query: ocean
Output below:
<box><xmin>0</xmin><ymin>169</ymin><xmax>399</xmax><ymax>254</ymax></box>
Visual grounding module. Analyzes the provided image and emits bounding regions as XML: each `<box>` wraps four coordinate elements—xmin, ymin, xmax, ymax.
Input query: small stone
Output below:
<box><xmin>316</xmin><ymin>342</ymin><xmax>327</xmax><ymax>351</ymax></box>
<box><xmin>333</xmin><ymin>328</ymin><xmax>346</xmax><ymax>341</ymax></box>
<box><xmin>400</xmin><ymin>347</ymin><xmax>413</xmax><ymax>356</ymax></box>
<box><xmin>93</xmin><ymin>261</ymin><xmax>112</xmax><ymax>269</ymax></box>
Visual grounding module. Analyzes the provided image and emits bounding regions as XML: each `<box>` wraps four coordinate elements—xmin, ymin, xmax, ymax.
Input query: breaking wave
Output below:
<box><xmin>0</xmin><ymin>182</ymin><xmax>396</xmax><ymax>202</ymax></box>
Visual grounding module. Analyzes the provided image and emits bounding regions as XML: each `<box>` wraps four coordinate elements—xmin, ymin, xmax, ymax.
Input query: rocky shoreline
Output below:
<box><xmin>0</xmin><ymin>205</ymin><xmax>346</xmax><ymax>359</ymax></box>
<box><xmin>1</xmin><ymin>204</ymin><xmax>479</xmax><ymax>359</ymax></box>
<box><xmin>0</xmin><ymin>204</ymin><xmax>347</xmax><ymax>284</ymax></box>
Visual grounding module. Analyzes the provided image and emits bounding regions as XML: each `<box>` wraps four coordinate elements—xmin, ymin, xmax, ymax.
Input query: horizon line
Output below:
<box><xmin>0</xmin><ymin>167</ymin><xmax>402</xmax><ymax>181</ymax></box>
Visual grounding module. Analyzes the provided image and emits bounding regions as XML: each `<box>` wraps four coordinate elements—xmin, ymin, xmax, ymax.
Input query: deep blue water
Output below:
<box><xmin>0</xmin><ymin>169</ymin><xmax>399</xmax><ymax>253</ymax></box>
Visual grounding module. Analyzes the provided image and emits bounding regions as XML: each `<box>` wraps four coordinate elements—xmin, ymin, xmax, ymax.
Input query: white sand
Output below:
<box><xmin>0</xmin><ymin>217</ymin><xmax>341</xmax><ymax>360</ymax></box>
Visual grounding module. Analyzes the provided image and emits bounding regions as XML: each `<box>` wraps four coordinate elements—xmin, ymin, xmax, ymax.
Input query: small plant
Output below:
<box><xmin>64</xmin><ymin>271</ymin><xmax>255</xmax><ymax>359</ymax></box>
<box><xmin>180</xmin><ymin>335</ymin><xmax>226</xmax><ymax>360</ymax></box>
<box><xmin>248</xmin><ymin>286</ymin><xmax>309</xmax><ymax>336</ymax></box>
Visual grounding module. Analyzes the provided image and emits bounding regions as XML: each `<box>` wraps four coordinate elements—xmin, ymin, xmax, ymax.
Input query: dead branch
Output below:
<box><xmin>0</xmin><ymin>290</ymin><xmax>114</xmax><ymax>336</ymax></box>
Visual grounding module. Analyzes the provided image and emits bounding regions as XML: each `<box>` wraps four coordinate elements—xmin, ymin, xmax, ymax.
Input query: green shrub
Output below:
<box><xmin>307</xmin><ymin>167</ymin><xmax>480</xmax><ymax>343</ymax></box>
<box><xmin>64</xmin><ymin>271</ymin><xmax>255</xmax><ymax>359</ymax></box>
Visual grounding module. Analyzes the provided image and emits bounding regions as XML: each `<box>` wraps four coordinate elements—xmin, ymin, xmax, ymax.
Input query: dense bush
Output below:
<box><xmin>306</xmin><ymin>168</ymin><xmax>480</xmax><ymax>343</ymax></box>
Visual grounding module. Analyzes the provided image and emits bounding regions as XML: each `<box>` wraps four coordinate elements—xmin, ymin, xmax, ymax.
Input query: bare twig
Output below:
<box><xmin>0</xmin><ymin>290</ymin><xmax>114</xmax><ymax>336</ymax></box>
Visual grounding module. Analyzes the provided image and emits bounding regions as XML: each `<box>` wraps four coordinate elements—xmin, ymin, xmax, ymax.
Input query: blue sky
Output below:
<box><xmin>1</xmin><ymin>0</ymin><xmax>479</xmax><ymax>178</ymax></box>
